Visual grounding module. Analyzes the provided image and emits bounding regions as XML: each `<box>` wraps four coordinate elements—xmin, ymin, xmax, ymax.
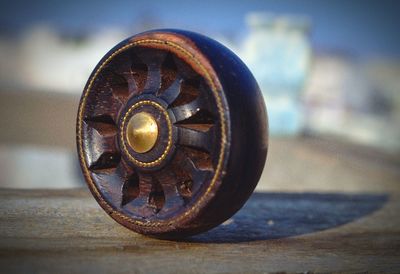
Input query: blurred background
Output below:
<box><xmin>0</xmin><ymin>0</ymin><xmax>399</xmax><ymax>189</ymax></box>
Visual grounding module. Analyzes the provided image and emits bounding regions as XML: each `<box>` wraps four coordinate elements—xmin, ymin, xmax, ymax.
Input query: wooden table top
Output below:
<box><xmin>1</xmin><ymin>137</ymin><xmax>399</xmax><ymax>273</ymax></box>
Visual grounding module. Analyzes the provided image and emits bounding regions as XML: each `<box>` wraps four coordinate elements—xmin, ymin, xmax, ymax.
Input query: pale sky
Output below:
<box><xmin>1</xmin><ymin>0</ymin><xmax>399</xmax><ymax>58</ymax></box>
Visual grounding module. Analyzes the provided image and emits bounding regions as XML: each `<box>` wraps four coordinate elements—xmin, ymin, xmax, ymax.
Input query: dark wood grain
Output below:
<box><xmin>77</xmin><ymin>30</ymin><xmax>268</xmax><ymax>238</ymax></box>
<box><xmin>1</xmin><ymin>137</ymin><xmax>400</xmax><ymax>273</ymax></box>
<box><xmin>0</xmin><ymin>188</ymin><xmax>398</xmax><ymax>273</ymax></box>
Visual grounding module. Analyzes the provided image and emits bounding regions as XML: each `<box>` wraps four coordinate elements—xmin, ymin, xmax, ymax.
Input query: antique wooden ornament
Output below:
<box><xmin>76</xmin><ymin>29</ymin><xmax>268</xmax><ymax>238</ymax></box>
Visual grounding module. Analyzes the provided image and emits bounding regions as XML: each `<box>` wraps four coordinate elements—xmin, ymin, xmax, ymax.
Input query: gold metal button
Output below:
<box><xmin>126</xmin><ymin>112</ymin><xmax>159</xmax><ymax>153</ymax></box>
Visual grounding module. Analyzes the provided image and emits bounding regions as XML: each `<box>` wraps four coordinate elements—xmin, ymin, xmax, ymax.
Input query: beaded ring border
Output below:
<box><xmin>77</xmin><ymin>37</ymin><xmax>229</xmax><ymax>227</ymax></box>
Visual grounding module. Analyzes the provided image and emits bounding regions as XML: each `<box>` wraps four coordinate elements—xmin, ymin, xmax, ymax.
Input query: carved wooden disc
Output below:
<box><xmin>77</xmin><ymin>30</ymin><xmax>268</xmax><ymax>238</ymax></box>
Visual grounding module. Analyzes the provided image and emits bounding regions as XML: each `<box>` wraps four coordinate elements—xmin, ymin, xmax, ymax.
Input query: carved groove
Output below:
<box><xmin>177</xmin><ymin>179</ymin><xmax>193</xmax><ymax>199</ymax></box>
<box><xmin>131</xmin><ymin>59</ymin><xmax>148</xmax><ymax>93</ymax></box>
<box><xmin>89</xmin><ymin>152</ymin><xmax>121</xmax><ymax>171</ymax></box>
<box><xmin>121</xmin><ymin>173</ymin><xmax>140</xmax><ymax>206</ymax></box>
<box><xmin>84</xmin><ymin>47</ymin><xmax>217</xmax><ymax>216</ymax></box>
<box><xmin>85</xmin><ymin>114</ymin><xmax>115</xmax><ymax>125</ymax></box>
<box><xmin>182</xmin><ymin>146</ymin><xmax>214</xmax><ymax>171</ymax></box>
<box><xmin>159</xmin><ymin>53</ymin><xmax>178</xmax><ymax>94</ymax></box>
<box><xmin>170</xmin><ymin>79</ymin><xmax>200</xmax><ymax>107</ymax></box>
<box><xmin>174</xmin><ymin>109</ymin><xmax>215</xmax><ymax>132</ymax></box>
<box><xmin>109</xmin><ymin>72</ymin><xmax>129</xmax><ymax>102</ymax></box>
<box><xmin>148</xmin><ymin>179</ymin><xmax>165</xmax><ymax>213</ymax></box>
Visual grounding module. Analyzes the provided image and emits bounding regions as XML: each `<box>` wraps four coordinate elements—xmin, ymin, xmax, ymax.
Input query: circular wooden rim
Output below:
<box><xmin>77</xmin><ymin>33</ymin><xmax>230</xmax><ymax>230</ymax></box>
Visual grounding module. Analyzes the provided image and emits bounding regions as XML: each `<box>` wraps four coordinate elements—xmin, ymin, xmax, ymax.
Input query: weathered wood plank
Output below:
<box><xmin>0</xmin><ymin>188</ymin><xmax>399</xmax><ymax>273</ymax></box>
<box><xmin>0</xmin><ymin>136</ymin><xmax>399</xmax><ymax>273</ymax></box>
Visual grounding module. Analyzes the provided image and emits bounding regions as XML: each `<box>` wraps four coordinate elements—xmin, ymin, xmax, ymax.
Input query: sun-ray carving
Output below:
<box><xmin>170</xmin><ymin>93</ymin><xmax>213</xmax><ymax>123</ymax></box>
<box><xmin>148</xmin><ymin>178</ymin><xmax>165</xmax><ymax>213</ymax></box>
<box><xmin>178</xmin><ymin>126</ymin><xmax>213</xmax><ymax>153</ymax></box>
<box><xmin>130</xmin><ymin>53</ymin><xmax>148</xmax><ymax>95</ymax></box>
<box><xmin>88</xmin><ymin>152</ymin><xmax>120</xmax><ymax>172</ymax></box>
<box><xmin>139</xmin><ymin>51</ymin><xmax>166</xmax><ymax>93</ymax></box>
<box><xmin>175</xmin><ymin>150</ymin><xmax>212</xmax><ymax>200</ymax></box>
<box><xmin>170</xmin><ymin>78</ymin><xmax>200</xmax><ymax>107</ymax></box>
<box><xmin>121</xmin><ymin>172</ymin><xmax>140</xmax><ymax>206</ymax></box>
<box><xmin>154</xmin><ymin>171</ymin><xmax>185</xmax><ymax>210</ymax></box>
<box><xmin>174</xmin><ymin>109</ymin><xmax>215</xmax><ymax>132</ymax></box>
<box><xmin>181</xmin><ymin>146</ymin><xmax>214</xmax><ymax>171</ymax></box>
<box><xmin>177</xmin><ymin>179</ymin><xmax>193</xmax><ymax>200</ymax></box>
<box><xmin>84</xmin><ymin>120</ymin><xmax>120</xmax><ymax>172</ymax></box>
<box><xmin>85</xmin><ymin>86</ymin><xmax>123</xmax><ymax>124</ymax></box>
<box><xmin>159</xmin><ymin>77</ymin><xmax>183</xmax><ymax>105</ymax></box>
<box><xmin>84</xmin><ymin>47</ymin><xmax>218</xmax><ymax>217</ymax></box>
<box><xmin>107</xmin><ymin>72</ymin><xmax>130</xmax><ymax>104</ymax></box>
<box><xmin>159</xmin><ymin>53</ymin><xmax>178</xmax><ymax>94</ymax></box>
<box><xmin>84</xmin><ymin>114</ymin><xmax>115</xmax><ymax>125</ymax></box>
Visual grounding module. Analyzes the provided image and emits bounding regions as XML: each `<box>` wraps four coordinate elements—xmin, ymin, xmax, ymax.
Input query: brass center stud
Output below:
<box><xmin>126</xmin><ymin>112</ymin><xmax>159</xmax><ymax>153</ymax></box>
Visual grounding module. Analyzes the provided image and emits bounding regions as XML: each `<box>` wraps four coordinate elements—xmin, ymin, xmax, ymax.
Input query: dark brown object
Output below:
<box><xmin>76</xmin><ymin>29</ymin><xmax>268</xmax><ymax>238</ymax></box>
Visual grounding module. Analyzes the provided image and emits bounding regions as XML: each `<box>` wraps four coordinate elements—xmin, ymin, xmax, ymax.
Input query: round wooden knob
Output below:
<box><xmin>77</xmin><ymin>29</ymin><xmax>268</xmax><ymax>238</ymax></box>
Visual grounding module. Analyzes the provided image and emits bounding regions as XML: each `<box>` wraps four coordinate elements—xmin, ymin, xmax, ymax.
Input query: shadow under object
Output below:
<box><xmin>189</xmin><ymin>192</ymin><xmax>388</xmax><ymax>243</ymax></box>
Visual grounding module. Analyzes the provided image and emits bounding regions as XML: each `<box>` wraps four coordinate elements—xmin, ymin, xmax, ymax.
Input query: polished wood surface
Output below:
<box><xmin>77</xmin><ymin>30</ymin><xmax>268</xmax><ymax>237</ymax></box>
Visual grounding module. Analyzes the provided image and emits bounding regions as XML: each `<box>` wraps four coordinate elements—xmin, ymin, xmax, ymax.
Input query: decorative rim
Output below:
<box><xmin>77</xmin><ymin>35</ymin><xmax>229</xmax><ymax>229</ymax></box>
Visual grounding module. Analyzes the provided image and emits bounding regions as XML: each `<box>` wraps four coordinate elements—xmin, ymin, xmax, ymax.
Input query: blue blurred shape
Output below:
<box><xmin>242</xmin><ymin>12</ymin><xmax>311</xmax><ymax>135</ymax></box>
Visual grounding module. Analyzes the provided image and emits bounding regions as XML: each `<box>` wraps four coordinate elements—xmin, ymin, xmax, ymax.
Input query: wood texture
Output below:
<box><xmin>0</xmin><ymin>190</ymin><xmax>398</xmax><ymax>273</ymax></box>
<box><xmin>1</xmin><ymin>137</ymin><xmax>400</xmax><ymax>273</ymax></box>
<box><xmin>77</xmin><ymin>30</ymin><xmax>268</xmax><ymax>237</ymax></box>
